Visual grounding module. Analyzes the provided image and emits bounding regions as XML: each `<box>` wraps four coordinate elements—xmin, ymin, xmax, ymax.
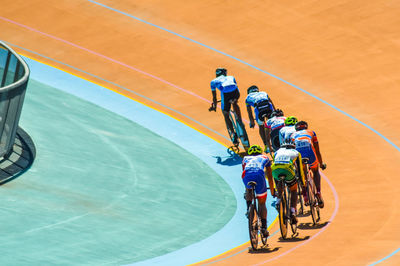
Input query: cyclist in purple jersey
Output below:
<box><xmin>245</xmin><ymin>85</ymin><xmax>276</xmax><ymax>152</ymax></box>
<box><xmin>210</xmin><ymin>68</ymin><xmax>243</xmax><ymax>145</ymax></box>
<box><xmin>242</xmin><ymin>145</ymin><xmax>276</xmax><ymax>237</ymax></box>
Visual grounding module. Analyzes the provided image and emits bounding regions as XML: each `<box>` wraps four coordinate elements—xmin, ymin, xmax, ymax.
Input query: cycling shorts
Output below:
<box><xmin>221</xmin><ymin>89</ymin><xmax>240</xmax><ymax>112</ymax></box>
<box><xmin>271</xmin><ymin>163</ymin><xmax>296</xmax><ymax>186</ymax></box>
<box><xmin>254</xmin><ymin>101</ymin><xmax>273</xmax><ymax>125</ymax></box>
<box><xmin>296</xmin><ymin>147</ymin><xmax>318</xmax><ymax>169</ymax></box>
<box><xmin>242</xmin><ymin>171</ymin><xmax>268</xmax><ymax>199</ymax></box>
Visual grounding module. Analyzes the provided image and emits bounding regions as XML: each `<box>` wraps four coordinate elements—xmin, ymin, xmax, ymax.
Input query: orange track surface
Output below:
<box><xmin>2</xmin><ymin>1</ymin><xmax>400</xmax><ymax>265</ymax></box>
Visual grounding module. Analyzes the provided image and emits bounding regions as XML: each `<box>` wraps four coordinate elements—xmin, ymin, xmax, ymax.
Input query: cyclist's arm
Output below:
<box><xmin>246</xmin><ymin>105</ymin><xmax>255</xmax><ymax>122</ymax></box>
<box><xmin>313</xmin><ymin>141</ymin><xmax>324</xmax><ymax>167</ymax></box>
<box><xmin>269</xmin><ymin>97</ymin><xmax>276</xmax><ymax>110</ymax></box>
<box><xmin>211</xmin><ymin>90</ymin><xmax>217</xmax><ymax>105</ymax></box>
<box><xmin>265</xmin><ymin>166</ymin><xmax>275</xmax><ymax>197</ymax></box>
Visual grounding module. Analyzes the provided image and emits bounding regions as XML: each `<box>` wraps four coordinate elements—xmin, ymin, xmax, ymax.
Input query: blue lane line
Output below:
<box><xmin>13</xmin><ymin>43</ymin><xmax>278</xmax><ymax>265</ymax></box>
<box><xmin>369</xmin><ymin>248</ymin><xmax>400</xmax><ymax>266</ymax></box>
<box><xmin>85</xmin><ymin>1</ymin><xmax>400</xmax><ymax>263</ymax></box>
<box><xmin>87</xmin><ymin>0</ymin><xmax>400</xmax><ymax>153</ymax></box>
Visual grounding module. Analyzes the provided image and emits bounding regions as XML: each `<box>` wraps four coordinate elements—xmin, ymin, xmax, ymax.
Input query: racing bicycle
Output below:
<box><xmin>247</xmin><ymin>181</ymin><xmax>268</xmax><ymax>250</ymax></box>
<box><xmin>276</xmin><ymin>174</ymin><xmax>298</xmax><ymax>239</ymax></box>
<box><xmin>302</xmin><ymin>158</ymin><xmax>321</xmax><ymax>225</ymax></box>
<box><xmin>209</xmin><ymin>100</ymin><xmax>250</xmax><ymax>151</ymax></box>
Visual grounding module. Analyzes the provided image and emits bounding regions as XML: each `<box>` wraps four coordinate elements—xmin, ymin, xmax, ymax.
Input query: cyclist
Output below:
<box><xmin>292</xmin><ymin>121</ymin><xmax>327</xmax><ymax>208</ymax></box>
<box><xmin>279</xmin><ymin>116</ymin><xmax>298</xmax><ymax>145</ymax></box>
<box><xmin>272</xmin><ymin>139</ymin><xmax>305</xmax><ymax>225</ymax></box>
<box><xmin>265</xmin><ymin>109</ymin><xmax>286</xmax><ymax>152</ymax></box>
<box><xmin>210</xmin><ymin>68</ymin><xmax>243</xmax><ymax>145</ymax></box>
<box><xmin>242</xmin><ymin>144</ymin><xmax>276</xmax><ymax>237</ymax></box>
<box><xmin>245</xmin><ymin>85</ymin><xmax>276</xmax><ymax>152</ymax></box>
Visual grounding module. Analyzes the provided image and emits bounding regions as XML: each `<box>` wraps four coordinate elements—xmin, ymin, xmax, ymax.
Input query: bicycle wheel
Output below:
<box><xmin>236</xmin><ymin>119</ymin><xmax>250</xmax><ymax>150</ymax></box>
<box><xmin>278</xmin><ymin>183</ymin><xmax>288</xmax><ymax>239</ymax></box>
<box><xmin>225</xmin><ymin>114</ymin><xmax>238</xmax><ymax>146</ymax></box>
<box><xmin>306</xmin><ymin>175</ymin><xmax>317</xmax><ymax>225</ymax></box>
<box><xmin>248</xmin><ymin>203</ymin><xmax>259</xmax><ymax>250</ymax></box>
<box><xmin>286</xmin><ymin>185</ymin><xmax>297</xmax><ymax>234</ymax></box>
<box><xmin>232</xmin><ymin>113</ymin><xmax>250</xmax><ymax>150</ymax></box>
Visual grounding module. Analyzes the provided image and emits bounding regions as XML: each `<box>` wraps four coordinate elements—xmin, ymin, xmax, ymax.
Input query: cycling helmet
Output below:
<box><xmin>295</xmin><ymin>120</ymin><xmax>308</xmax><ymax>131</ymax></box>
<box><xmin>270</xmin><ymin>108</ymin><xmax>284</xmax><ymax>118</ymax></box>
<box><xmin>285</xmin><ymin>116</ymin><xmax>298</xmax><ymax>126</ymax></box>
<box><xmin>216</xmin><ymin>68</ymin><xmax>227</xmax><ymax>77</ymax></box>
<box><xmin>281</xmin><ymin>138</ymin><xmax>296</xmax><ymax>149</ymax></box>
<box><xmin>247</xmin><ymin>144</ymin><xmax>263</xmax><ymax>155</ymax></box>
<box><xmin>247</xmin><ymin>85</ymin><xmax>259</xmax><ymax>94</ymax></box>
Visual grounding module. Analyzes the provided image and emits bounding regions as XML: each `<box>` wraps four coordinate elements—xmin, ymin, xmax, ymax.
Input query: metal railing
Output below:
<box><xmin>0</xmin><ymin>41</ymin><xmax>30</xmax><ymax>159</ymax></box>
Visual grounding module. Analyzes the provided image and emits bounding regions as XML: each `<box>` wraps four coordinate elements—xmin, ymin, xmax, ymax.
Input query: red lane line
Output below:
<box><xmin>0</xmin><ymin>15</ymin><xmax>210</xmax><ymax>103</ymax></box>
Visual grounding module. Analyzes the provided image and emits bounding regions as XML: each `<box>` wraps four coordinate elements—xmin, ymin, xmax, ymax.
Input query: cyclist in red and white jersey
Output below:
<box><xmin>265</xmin><ymin>109</ymin><xmax>286</xmax><ymax>153</ymax></box>
<box><xmin>242</xmin><ymin>145</ymin><xmax>275</xmax><ymax>237</ymax></box>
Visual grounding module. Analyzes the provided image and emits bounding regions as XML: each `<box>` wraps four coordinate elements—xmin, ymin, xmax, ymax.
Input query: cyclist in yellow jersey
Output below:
<box><xmin>272</xmin><ymin>139</ymin><xmax>305</xmax><ymax>224</ymax></box>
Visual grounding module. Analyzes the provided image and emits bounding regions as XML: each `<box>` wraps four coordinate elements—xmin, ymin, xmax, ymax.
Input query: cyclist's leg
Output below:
<box><xmin>284</xmin><ymin>171</ymin><xmax>298</xmax><ymax>224</ymax></box>
<box><xmin>254</xmin><ymin>174</ymin><xmax>268</xmax><ymax>235</ymax></box>
<box><xmin>231</xmin><ymin>90</ymin><xmax>243</xmax><ymax>121</ymax></box>
<box><xmin>311</xmin><ymin>164</ymin><xmax>324</xmax><ymax>208</ymax></box>
<box><xmin>255</xmin><ymin>115</ymin><xmax>268</xmax><ymax>148</ymax></box>
<box><xmin>221</xmin><ymin>94</ymin><xmax>238</xmax><ymax>144</ymax></box>
<box><xmin>301</xmin><ymin>162</ymin><xmax>309</xmax><ymax>203</ymax></box>
<box><xmin>257</xmin><ymin>195</ymin><xmax>268</xmax><ymax>236</ymax></box>
<box><xmin>243</xmin><ymin>174</ymin><xmax>255</xmax><ymax>213</ymax></box>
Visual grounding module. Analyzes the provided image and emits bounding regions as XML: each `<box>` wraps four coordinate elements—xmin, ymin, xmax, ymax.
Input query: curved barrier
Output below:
<box><xmin>0</xmin><ymin>40</ymin><xmax>29</xmax><ymax>159</ymax></box>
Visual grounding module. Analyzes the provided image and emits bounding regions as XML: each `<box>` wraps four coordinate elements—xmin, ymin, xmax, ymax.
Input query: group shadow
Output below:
<box><xmin>213</xmin><ymin>146</ymin><xmax>246</xmax><ymax>166</ymax></box>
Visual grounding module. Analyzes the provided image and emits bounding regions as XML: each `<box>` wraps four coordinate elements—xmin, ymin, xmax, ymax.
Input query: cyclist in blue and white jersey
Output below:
<box><xmin>245</xmin><ymin>85</ymin><xmax>276</xmax><ymax>152</ymax></box>
<box><xmin>210</xmin><ymin>68</ymin><xmax>243</xmax><ymax>145</ymax></box>
<box><xmin>242</xmin><ymin>145</ymin><xmax>276</xmax><ymax>237</ymax></box>
<box><xmin>279</xmin><ymin>116</ymin><xmax>298</xmax><ymax>145</ymax></box>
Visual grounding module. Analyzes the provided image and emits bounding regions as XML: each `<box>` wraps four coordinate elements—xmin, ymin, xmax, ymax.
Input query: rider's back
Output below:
<box><xmin>242</xmin><ymin>154</ymin><xmax>269</xmax><ymax>175</ymax></box>
<box><xmin>210</xmin><ymin>75</ymin><xmax>238</xmax><ymax>93</ymax></box>
<box><xmin>245</xmin><ymin>91</ymin><xmax>269</xmax><ymax>106</ymax></box>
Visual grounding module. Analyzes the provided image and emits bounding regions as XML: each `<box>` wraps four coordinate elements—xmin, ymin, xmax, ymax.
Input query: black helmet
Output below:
<box><xmin>247</xmin><ymin>85</ymin><xmax>259</xmax><ymax>94</ymax></box>
<box><xmin>216</xmin><ymin>68</ymin><xmax>227</xmax><ymax>77</ymax></box>
<box><xmin>281</xmin><ymin>138</ymin><xmax>296</xmax><ymax>149</ymax></box>
<box><xmin>270</xmin><ymin>108</ymin><xmax>284</xmax><ymax>118</ymax></box>
<box><xmin>295</xmin><ymin>121</ymin><xmax>308</xmax><ymax>131</ymax></box>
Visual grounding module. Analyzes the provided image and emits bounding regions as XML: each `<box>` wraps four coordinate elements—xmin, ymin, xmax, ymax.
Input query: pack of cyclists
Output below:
<box><xmin>209</xmin><ymin>67</ymin><xmax>327</xmax><ymax>238</ymax></box>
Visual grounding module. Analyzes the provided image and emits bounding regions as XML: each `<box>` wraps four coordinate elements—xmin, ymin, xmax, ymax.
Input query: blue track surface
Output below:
<box><xmin>15</xmin><ymin>56</ymin><xmax>278</xmax><ymax>265</ymax></box>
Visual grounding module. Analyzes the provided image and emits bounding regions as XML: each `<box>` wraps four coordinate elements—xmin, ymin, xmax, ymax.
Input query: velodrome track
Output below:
<box><xmin>2</xmin><ymin>0</ymin><xmax>400</xmax><ymax>265</ymax></box>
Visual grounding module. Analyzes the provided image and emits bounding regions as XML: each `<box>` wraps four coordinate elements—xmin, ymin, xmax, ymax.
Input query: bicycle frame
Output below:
<box><xmin>277</xmin><ymin>176</ymin><xmax>297</xmax><ymax>239</ymax></box>
<box><xmin>229</xmin><ymin>109</ymin><xmax>250</xmax><ymax>149</ymax></box>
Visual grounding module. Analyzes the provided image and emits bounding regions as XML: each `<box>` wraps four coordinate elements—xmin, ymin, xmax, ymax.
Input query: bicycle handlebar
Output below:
<box><xmin>208</xmin><ymin>100</ymin><xmax>221</xmax><ymax>112</ymax></box>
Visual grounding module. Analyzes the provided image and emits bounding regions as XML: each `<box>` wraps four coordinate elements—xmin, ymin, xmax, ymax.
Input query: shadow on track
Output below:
<box><xmin>248</xmin><ymin>246</ymin><xmax>280</xmax><ymax>254</ymax></box>
<box><xmin>298</xmin><ymin>221</ymin><xmax>329</xmax><ymax>230</ymax></box>
<box><xmin>278</xmin><ymin>235</ymin><xmax>310</xmax><ymax>242</ymax></box>
<box><xmin>213</xmin><ymin>147</ymin><xmax>244</xmax><ymax>166</ymax></box>
<box><xmin>0</xmin><ymin>127</ymin><xmax>36</xmax><ymax>185</ymax></box>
